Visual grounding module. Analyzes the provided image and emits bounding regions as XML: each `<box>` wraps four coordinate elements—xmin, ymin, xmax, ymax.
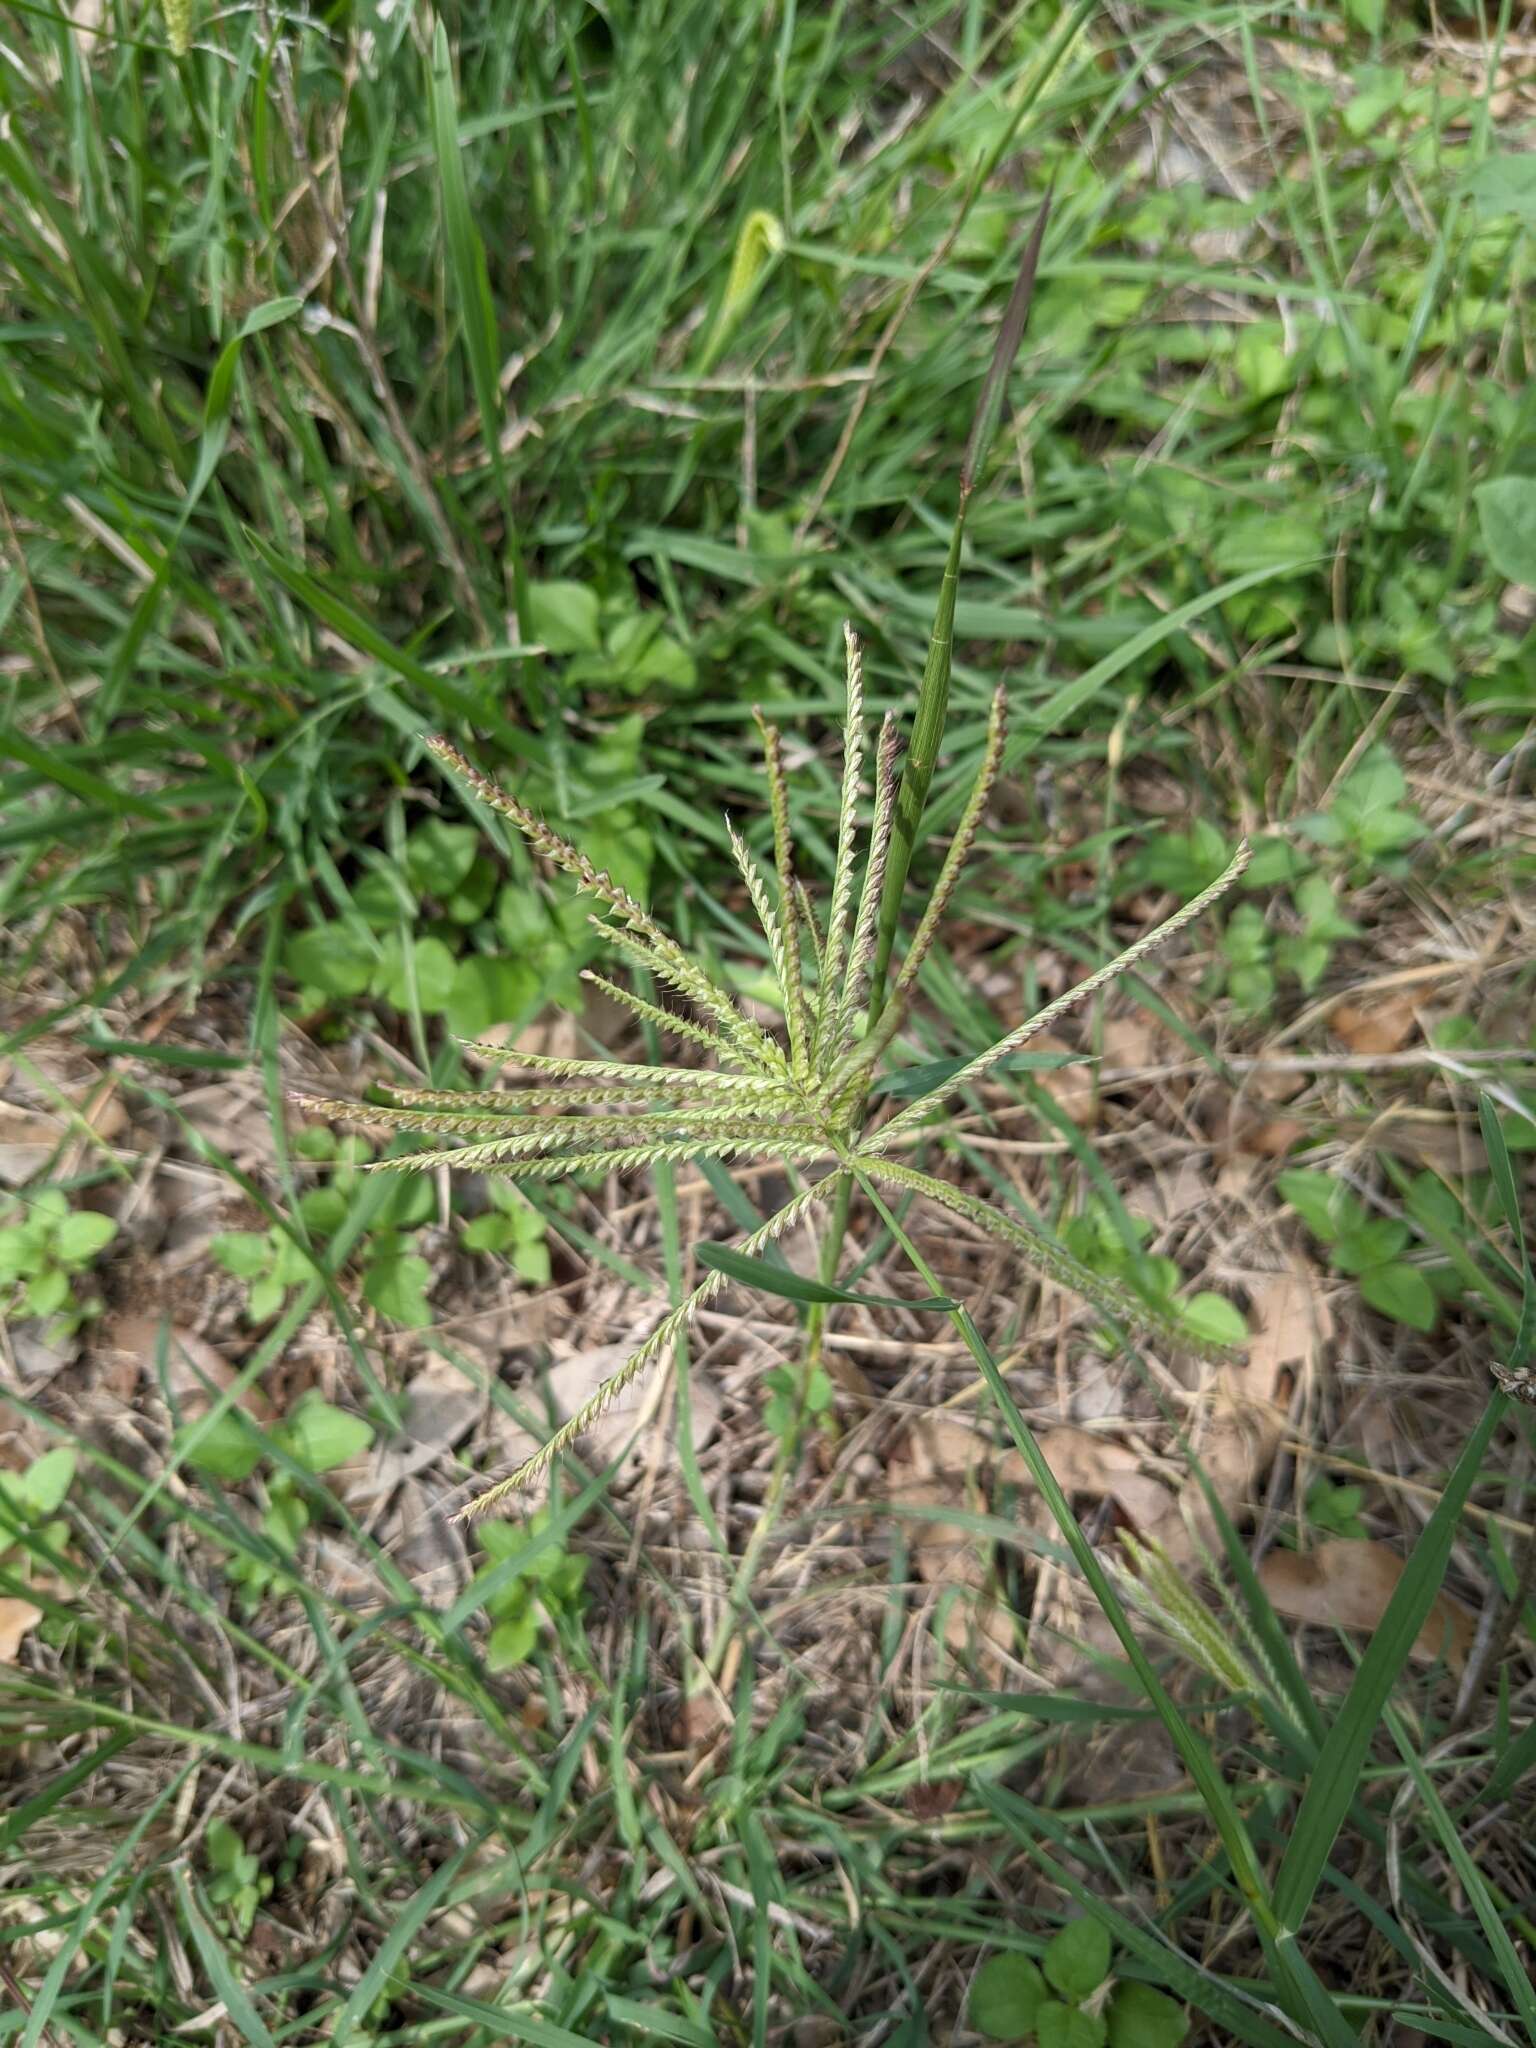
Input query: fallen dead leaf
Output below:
<box><xmin>103</xmin><ymin>1315</ymin><xmax>273</xmax><ymax>1422</ymax></box>
<box><xmin>999</xmin><ymin>1268</ymin><xmax>1325</xmax><ymax>1574</ymax></box>
<box><xmin>492</xmin><ymin>1342</ymin><xmax>722</xmax><ymax>1484</ymax></box>
<box><xmin>388</xmin><ymin>1477</ymin><xmax>469</xmax><ymax>1589</ymax></box>
<box><xmin>1330</xmin><ymin>994</ymin><xmax>1419</xmax><ymax>1056</ymax></box>
<box><xmin>1151</xmin><ymin>1266</ymin><xmax>1327</xmax><ymax>1563</ymax></box>
<box><xmin>354</xmin><ymin>1352</ymin><xmax>486</xmax><ymax>1497</ymax></box>
<box><xmin>904</xmin><ymin>1414</ymin><xmax>991</xmax><ymax>1483</ymax></box>
<box><xmin>1258</xmin><ymin>1540</ymin><xmax>1474</xmax><ymax>1672</ymax></box>
<box><xmin>678</xmin><ymin>1691</ymin><xmax>731</xmax><ymax>1747</ymax></box>
<box><xmin>1235</xmin><ymin>1116</ymin><xmax>1309</xmax><ymax>1159</ymax></box>
<box><xmin>888</xmin><ymin>1415</ymin><xmax>1017</xmax><ymax>1667</ymax></box>
<box><xmin>1028</xmin><ymin>1032</ymin><xmax>1097</xmax><ymax>1127</ymax></box>
<box><xmin>906</xmin><ymin>1778</ymin><xmax>962</xmax><ymax>1819</ymax></box>
<box><xmin>0</xmin><ymin>1599</ymin><xmax>42</xmax><ymax>1664</ymax></box>
<box><xmin>0</xmin><ymin>1088</ymin><xmax>128</xmax><ymax>1188</ymax></box>
<box><xmin>1243</xmin><ymin>1264</ymin><xmax>1333</xmax><ymax>1405</ymax></box>
<box><xmin>1099</xmin><ymin>1012</ymin><xmax>1162</xmax><ymax>1071</ymax></box>
<box><xmin>1001</xmin><ymin>1427</ymin><xmax>1178</xmax><ymax>1540</ymax></box>
<box><xmin>1362</xmin><ymin>1115</ymin><xmax>1488</xmax><ymax>1178</ymax></box>
<box><xmin>7</xmin><ymin>1326</ymin><xmax>77</xmax><ymax>1384</ymax></box>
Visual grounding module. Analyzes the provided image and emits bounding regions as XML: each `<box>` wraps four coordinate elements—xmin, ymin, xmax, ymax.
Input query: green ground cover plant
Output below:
<box><xmin>1</xmin><ymin>2</ymin><xmax>1534</xmax><ymax>2044</ymax></box>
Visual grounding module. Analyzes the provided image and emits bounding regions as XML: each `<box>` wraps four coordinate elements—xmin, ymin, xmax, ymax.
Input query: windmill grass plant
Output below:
<box><xmin>294</xmin><ymin>199</ymin><xmax>1534</xmax><ymax>2044</ymax></box>
<box><xmin>298</xmin><ymin>194</ymin><xmax>1258</xmax><ymax>1519</ymax></box>
<box><xmin>300</xmin><ymin>666</ymin><xmax>1249</xmax><ymax>1516</ymax></box>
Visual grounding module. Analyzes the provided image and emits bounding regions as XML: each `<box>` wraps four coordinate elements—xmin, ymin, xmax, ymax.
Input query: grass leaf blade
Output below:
<box><xmin>1271</xmin><ymin>1395</ymin><xmax>1506</xmax><ymax>1931</ymax></box>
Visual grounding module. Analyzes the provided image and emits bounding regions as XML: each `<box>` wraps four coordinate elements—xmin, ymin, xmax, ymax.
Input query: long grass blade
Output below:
<box><xmin>1271</xmin><ymin>1396</ymin><xmax>1506</xmax><ymax>1933</ymax></box>
<box><xmin>871</xmin><ymin>190</ymin><xmax>1051</xmax><ymax>999</ymax></box>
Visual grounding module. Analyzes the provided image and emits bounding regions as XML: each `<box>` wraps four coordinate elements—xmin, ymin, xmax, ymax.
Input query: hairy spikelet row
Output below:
<box><xmin>839</xmin><ymin>714</ymin><xmax>901</xmax><ymax>1043</ymax></box>
<box><xmin>303</xmin><ymin>631</ymin><xmax>1248</xmax><ymax>1513</ymax></box>
<box><xmin>364</xmin><ymin>1122</ymin><xmax>833</xmax><ymax>1177</ymax></box>
<box><xmin>162</xmin><ymin>0</ymin><xmax>192</xmax><ymax>53</ymax></box>
<box><xmin>577</xmin><ymin>973</ymin><xmax>738</xmax><ymax>1060</ymax></box>
<box><xmin>816</xmin><ymin>623</ymin><xmax>866</xmax><ymax>1062</ymax></box>
<box><xmin>727</xmin><ymin>819</ymin><xmax>794</xmax><ymax>1035</ymax></box>
<box><xmin>430</xmin><ymin>736</ymin><xmax>773</xmax><ymax>1066</ymax></box>
<box><xmin>455</xmin><ymin>1177</ymin><xmax>833</xmax><ymax>1515</ymax></box>
<box><xmin>599</xmin><ymin>921</ymin><xmax>785</xmax><ymax>1075</ymax></box>
<box><xmin>456</xmin><ymin>1045</ymin><xmax>705</xmax><ymax>1082</ymax></box>
<box><xmin>1113</xmin><ymin>1534</ymin><xmax>1261</xmax><ymax>1695</ymax></box>
<box><xmin>435</xmin><ymin>1137</ymin><xmax>837</xmax><ymax>1183</ymax></box>
<box><xmin>853</xmin><ymin>1156</ymin><xmax>1234</xmax><ymax>1362</ymax></box>
<box><xmin>293</xmin><ymin>1086</ymin><xmax>801</xmax><ymax>1136</ymax></box>
<box><xmin>755</xmin><ymin>710</ymin><xmax>814</xmax><ymax>1071</ymax></box>
<box><xmin>868</xmin><ymin>840</ymin><xmax>1252</xmax><ymax>1150</ymax></box>
<box><xmin>849</xmin><ymin>685</ymin><xmax>1009</xmax><ymax>1083</ymax></box>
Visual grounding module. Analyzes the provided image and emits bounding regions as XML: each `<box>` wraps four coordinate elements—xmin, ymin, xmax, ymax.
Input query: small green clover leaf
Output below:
<box><xmin>970</xmin><ymin>1955</ymin><xmax>1047</xmax><ymax>2041</ymax></box>
<box><xmin>1043</xmin><ymin>1919</ymin><xmax>1112</xmax><ymax>2003</ymax></box>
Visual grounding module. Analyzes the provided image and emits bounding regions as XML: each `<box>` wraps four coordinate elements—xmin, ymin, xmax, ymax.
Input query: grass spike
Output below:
<box><xmin>576</xmin><ymin>973</ymin><xmax>742</xmax><ymax>1064</ymax></box>
<box><xmin>852</xmin><ymin>1155</ymin><xmax>1233</xmax><ymax>1362</ymax></box>
<box><xmin>839</xmin><ymin>712</ymin><xmax>901</xmax><ymax>1048</ymax></box>
<box><xmin>854</xmin><ymin>683</ymin><xmax>1008</xmax><ymax>1078</ymax></box>
<box><xmin>869</xmin><ymin>840</ymin><xmax>1252</xmax><ymax>1149</ymax></box>
<box><xmin>816</xmin><ymin>622</ymin><xmax>867</xmax><ymax>1054</ymax></box>
<box><xmin>726</xmin><ymin>816</ymin><xmax>792</xmax><ymax>1017</ymax></box>
<box><xmin>455</xmin><ymin>1176</ymin><xmax>833</xmax><ymax>1514</ymax></box>
<box><xmin>753</xmin><ymin>709</ymin><xmax>813</xmax><ymax>1073</ymax></box>
<box><xmin>601</xmin><ymin>923</ymin><xmax>789</xmax><ymax>1076</ymax></box>
<box><xmin>430</xmin><ymin>737</ymin><xmax>769</xmax><ymax>1060</ymax></box>
<box><xmin>368</xmin><ymin>1131</ymin><xmax>835</xmax><ymax>1181</ymax></box>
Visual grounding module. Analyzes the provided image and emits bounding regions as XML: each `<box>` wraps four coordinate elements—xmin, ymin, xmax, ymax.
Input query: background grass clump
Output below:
<box><xmin>2</xmin><ymin>2</ymin><xmax>1536</xmax><ymax>2044</ymax></box>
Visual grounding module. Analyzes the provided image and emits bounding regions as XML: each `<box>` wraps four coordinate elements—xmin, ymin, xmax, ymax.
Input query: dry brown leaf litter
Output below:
<box><xmin>1259</xmin><ymin>1540</ymin><xmax>1476</xmax><ymax>1673</ymax></box>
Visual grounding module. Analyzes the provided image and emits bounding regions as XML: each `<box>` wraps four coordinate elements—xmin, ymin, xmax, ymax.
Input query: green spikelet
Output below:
<box><xmin>161</xmin><ymin>0</ymin><xmax>192</xmax><ymax>55</ymax></box>
<box><xmin>700</xmin><ymin>209</ymin><xmax>784</xmax><ymax>371</ymax></box>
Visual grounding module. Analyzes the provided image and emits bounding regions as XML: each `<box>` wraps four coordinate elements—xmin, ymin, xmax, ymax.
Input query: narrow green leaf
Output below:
<box><xmin>872</xmin><ymin>192</ymin><xmax>1051</xmax><ymax>998</ymax></box>
<box><xmin>1272</xmin><ymin>1396</ymin><xmax>1505</xmax><ymax>1931</ymax></box>
<box><xmin>1017</xmin><ymin>559</ymin><xmax>1322</xmax><ymax>742</ymax></box>
<box><xmin>5</xmin><ymin>728</ymin><xmax>160</xmax><ymax>819</ymax></box>
<box><xmin>695</xmin><ymin>1240</ymin><xmax>954</xmax><ymax>1311</ymax></box>
<box><xmin>1386</xmin><ymin>1706</ymin><xmax>1536</xmax><ymax>2040</ymax></box>
<box><xmin>949</xmin><ymin>1307</ymin><xmax>1275</xmax><ymax>1927</ymax></box>
<box><xmin>171</xmin><ymin>1870</ymin><xmax>278</xmax><ymax>2048</ymax></box>
<box><xmin>242</xmin><ymin>531</ymin><xmax>536</xmax><ymax>762</ymax></box>
<box><xmin>960</xmin><ymin>187</ymin><xmax>1052</xmax><ymax>491</ymax></box>
<box><xmin>943</xmin><ymin>1685</ymin><xmax>1155</xmax><ymax>1725</ymax></box>
<box><xmin>1480</xmin><ymin>1092</ymin><xmax>1534</xmax><ymax>1372</ymax></box>
<box><xmin>427</xmin><ymin>23</ymin><xmax>506</xmax><ymax>506</ymax></box>
<box><xmin>328</xmin><ymin>1845</ymin><xmax>468</xmax><ymax>2047</ymax></box>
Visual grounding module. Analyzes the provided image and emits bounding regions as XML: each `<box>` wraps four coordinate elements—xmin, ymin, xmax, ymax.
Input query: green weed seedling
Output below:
<box><xmin>970</xmin><ymin>1918</ymin><xmax>1187</xmax><ymax>2048</ymax></box>
<box><xmin>178</xmin><ymin>1393</ymin><xmax>374</xmax><ymax>1612</ymax></box>
<box><xmin>1299</xmin><ymin>1477</ymin><xmax>1369</xmax><ymax>1544</ymax></box>
<box><xmin>1277</xmin><ymin>1167</ymin><xmax>1440</xmax><ymax>1332</ymax></box>
<box><xmin>474</xmin><ymin>1508</ymin><xmax>588</xmax><ymax>1672</ymax></box>
<box><xmin>1296</xmin><ymin>743</ymin><xmax>1422</xmax><ymax>880</ymax></box>
<box><xmin>0</xmin><ymin>1189</ymin><xmax>117</xmax><ymax>1340</ymax></box>
<box><xmin>214</xmin><ymin>1129</ymin><xmax>435</xmax><ymax>1328</ymax></box>
<box><xmin>459</xmin><ymin>1179</ymin><xmax>550</xmax><ymax>1286</ymax></box>
<box><xmin>209</xmin><ymin>1223</ymin><xmax>314</xmax><ymax>1324</ymax></box>
<box><xmin>528</xmin><ymin>577</ymin><xmax>698</xmax><ymax>697</ymax></box>
<box><xmin>281</xmin><ymin>716</ymin><xmax>652</xmax><ymax>1044</ymax></box>
<box><xmin>1061</xmin><ymin>1199</ymin><xmax>1248</xmax><ymax>1351</ymax></box>
<box><xmin>0</xmin><ymin>1446</ymin><xmax>76</xmax><ymax>1587</ymax></box>
<box><xmin>762</xmin><ymin>1360</ymin><xmax>834</xmax><ymax>1447</ymax></box>
<box><xmin>1136</xmin><ymin>751</ymin><xmax>1407</xmax><ymax>1020</ymax></box>
<box><xmin>203</xmin><ymin>1818</ymin><xmax>271</xmax><ymax>1942</ymax></box>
